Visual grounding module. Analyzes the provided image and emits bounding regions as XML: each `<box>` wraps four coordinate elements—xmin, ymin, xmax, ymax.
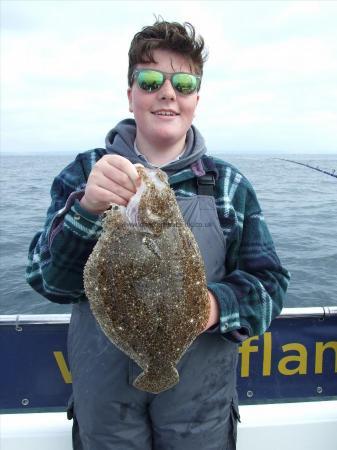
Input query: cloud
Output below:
<box><xmin>276</xmin><ymin>1</ymin><xmax>322</xmax><ymax>23</ymax></box>
<box><xmin>1</xmin><ymin>0</ymin><xmax>337</xmax><ymax>154</ymax></box>
<box><xmin>0</xmin><ymin>2</ymin><xmax>38</xmax><ymax>31</ymax></box>
<box><xmin>2</xmin><ymin>31</ymin><xmax>129</xmax><ymax>85</ymax></box>
<box><xmin>207</xmin><ymin>36</ymin><xmax>337</xmax><ymax>79</ymax></box>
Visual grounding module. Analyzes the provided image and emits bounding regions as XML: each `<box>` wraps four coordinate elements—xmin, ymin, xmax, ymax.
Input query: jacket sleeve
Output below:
<box><xmin>26</xmin><ymin>155</ymin><xmax>102</xmax><ymax>304</ymax></box>
<box><xmin>207</xmin><ymin>180</ymin><xmax>290</xmax><ymax>341</ymax></box>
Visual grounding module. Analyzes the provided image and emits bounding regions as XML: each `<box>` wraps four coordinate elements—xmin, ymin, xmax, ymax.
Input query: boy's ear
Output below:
<box><xmin>127</xmin><ymin>88</ymin><xmax>133</xmax><ymax>112</ymax></box>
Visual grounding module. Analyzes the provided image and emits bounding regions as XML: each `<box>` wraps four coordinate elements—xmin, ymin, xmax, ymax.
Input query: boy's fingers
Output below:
<box><xmin>104</xmin><ymin>155</ymin><xmax>141</xmax><ymax>190</ymax></box>
<box><xmin>126</xmin><ymin>163</ymin><xmax>141</xmax><ymax>188</ymax></box>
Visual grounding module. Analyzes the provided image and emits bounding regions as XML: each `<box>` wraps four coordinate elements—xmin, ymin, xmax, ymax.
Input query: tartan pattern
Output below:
<box><xmin>63</xmin><ymin>201</ymin><xmax>103</xmax><ymax>240</ymax></box>
<box><xmin>26</xmin><ymin>148</ymin><xmax>290</xmax><ymax>340</ymax></box>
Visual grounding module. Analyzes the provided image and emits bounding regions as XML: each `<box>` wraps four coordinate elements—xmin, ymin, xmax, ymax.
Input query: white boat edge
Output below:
<box><xmin>1</xmin><ymin>400</ymin><xmax>337</xmax><ymax>450</ymax></box>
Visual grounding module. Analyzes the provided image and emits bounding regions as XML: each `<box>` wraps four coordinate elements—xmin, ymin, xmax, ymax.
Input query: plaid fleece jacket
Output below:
<box><xmin>26</xmin><ymin>149</ymin><xmax>290</xmax><ymax>342</ymax></box>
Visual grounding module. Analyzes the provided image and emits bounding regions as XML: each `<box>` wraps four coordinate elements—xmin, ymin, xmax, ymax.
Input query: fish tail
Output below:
<box><xmin>133</xmin><ymin>363</ymin><xmax>179</xmax><ymax>394</ymax></box>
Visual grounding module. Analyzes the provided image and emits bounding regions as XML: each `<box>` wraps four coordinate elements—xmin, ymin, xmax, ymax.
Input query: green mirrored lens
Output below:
<box><xmin>172</xmin><ymin>73</ymin><xmax>198</xmax><ymax>94</ymax></box>
<box><xmin>137</xmin><ymin>70</ymin><xmax>164</xmax><ymax>92</ymax></box>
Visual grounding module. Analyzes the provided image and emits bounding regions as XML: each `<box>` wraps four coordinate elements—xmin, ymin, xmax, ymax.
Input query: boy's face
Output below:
<box><xmin>127</xmin><ymin>49</ymin><xmax>199</xmax><ymax>150</ymax></box>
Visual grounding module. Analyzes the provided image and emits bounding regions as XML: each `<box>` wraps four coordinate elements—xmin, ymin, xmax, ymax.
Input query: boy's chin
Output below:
<box><xmin>152</xmin><ymin>129</ymin><xmax>187</xmax><ymax>146</ymax></box>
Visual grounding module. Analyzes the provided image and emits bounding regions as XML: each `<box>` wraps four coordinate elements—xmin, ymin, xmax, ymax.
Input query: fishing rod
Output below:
<box><xmin>275</xmin><ymin>158</ymin><xmax>337</xmax><ymax>179</ymax></box>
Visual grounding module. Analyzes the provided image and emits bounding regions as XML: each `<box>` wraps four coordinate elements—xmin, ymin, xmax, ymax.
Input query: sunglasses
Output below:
<box><xmin>132</xmin><ymin>69</ymin><xmax>201</xmax><ymax>95</ymax></box>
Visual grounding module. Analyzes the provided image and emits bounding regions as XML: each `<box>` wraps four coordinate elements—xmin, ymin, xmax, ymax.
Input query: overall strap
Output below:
<box><xmin>195</xmin><ymin>155</ymin><xmax>219</xmax><ymax>196</ymax></box>
<box><xmin>197</xmin><ymin>174</ymin><xmax>216</xmax><ymax>196</ymax></box>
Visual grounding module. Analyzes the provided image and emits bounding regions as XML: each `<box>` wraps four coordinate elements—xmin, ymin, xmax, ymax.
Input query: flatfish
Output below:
<box><xmin>83</xmin><ymin>166</ymin><xmax>210</xmax><ymax>393</ymax></box>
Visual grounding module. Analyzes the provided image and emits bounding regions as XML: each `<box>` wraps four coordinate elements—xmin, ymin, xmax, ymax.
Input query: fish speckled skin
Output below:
<box><xmin>84</xmin><ymin>167</ymin><xmax>210</xmax><ymax>393</ymax></box>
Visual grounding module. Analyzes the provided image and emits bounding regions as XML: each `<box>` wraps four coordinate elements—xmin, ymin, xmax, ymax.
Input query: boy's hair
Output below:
<box><xmin>128</xmin><ymin>19</ymin><xmax>208</xmax><ymax>87</ymax></box>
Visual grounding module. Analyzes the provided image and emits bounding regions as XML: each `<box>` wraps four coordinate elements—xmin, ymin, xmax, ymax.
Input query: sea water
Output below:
<box><xmin>0</xmin><ymin>152</ymin><xmax>336</xmax><ymax>314</ymax></box>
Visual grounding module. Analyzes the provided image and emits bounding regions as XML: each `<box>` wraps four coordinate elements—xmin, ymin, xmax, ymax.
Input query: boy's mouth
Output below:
<box><xmin>152</xmin><ymin>110</ymin><xmax>179</xmax><ymax>116</ymax></box>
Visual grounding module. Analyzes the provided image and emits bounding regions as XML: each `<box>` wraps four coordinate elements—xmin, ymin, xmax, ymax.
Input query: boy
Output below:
<box><xmin>26</xmin><ymin>20</ymin><xmax>290</xmax><ymax>450</ymax></box>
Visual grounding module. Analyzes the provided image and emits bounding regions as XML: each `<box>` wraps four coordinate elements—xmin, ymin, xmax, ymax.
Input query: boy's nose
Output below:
<box><xmin>159</xmin><ymin>79</ymin><xmax>176</xmax><ymax>100</ymax></box>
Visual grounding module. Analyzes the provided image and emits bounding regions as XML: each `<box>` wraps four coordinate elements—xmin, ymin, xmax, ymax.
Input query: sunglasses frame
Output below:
<box><xmin>131</xmin><ymin>69</ymin><xmax>202</xmax><ymax>95</ymax></box>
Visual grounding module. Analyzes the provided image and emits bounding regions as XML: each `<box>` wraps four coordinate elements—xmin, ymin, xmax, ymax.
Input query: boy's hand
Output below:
<box><xmin>202</xmin><ymin>291</ymin><xmax>220</xmax><ymax>332</ymax></box>
<box><xmin>80</xmin><ymin>155</ymin><xmax>141</xmax><ymax>214</ymax></box>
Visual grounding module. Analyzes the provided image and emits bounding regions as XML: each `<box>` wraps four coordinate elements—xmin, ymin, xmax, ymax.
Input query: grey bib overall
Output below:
<box><xmin>67</xmin><ymin>193</ymin><xmax>240</xmax><ymax>450</ymax></box>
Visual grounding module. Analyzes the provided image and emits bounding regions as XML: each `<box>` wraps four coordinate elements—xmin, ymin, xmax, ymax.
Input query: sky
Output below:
<box><xmin>1</xmin><ymin>0</ymin><xmax>337</xmax><ymax>155</ymax></box>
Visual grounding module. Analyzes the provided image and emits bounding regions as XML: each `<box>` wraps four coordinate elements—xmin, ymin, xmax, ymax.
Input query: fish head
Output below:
<box><xmin>136</xmin><ymin>167</ymin><xmax>181</xmax><ymax>228</ymax></box>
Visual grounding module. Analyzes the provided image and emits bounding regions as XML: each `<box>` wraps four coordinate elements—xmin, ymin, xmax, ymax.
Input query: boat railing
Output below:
<box><xmin>1</xmin><ymin>306</ymin><xmax>337</xmax><ymax>326</ymax></box>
